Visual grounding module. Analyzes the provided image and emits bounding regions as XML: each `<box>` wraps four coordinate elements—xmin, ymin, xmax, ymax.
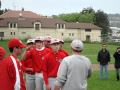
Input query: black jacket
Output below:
<box><xmin>97</xmin><ymin>49</ymin><xmax>110</xmax><ymax>65</ymax></box>
<box><xmin>113</xmin><ymin>52</ymin><xmax>120</xmax><ymax>69</ymax></box>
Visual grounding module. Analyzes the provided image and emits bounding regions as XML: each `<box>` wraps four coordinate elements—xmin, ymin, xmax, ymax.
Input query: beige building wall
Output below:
<box><xmin>0</xmin><ymin>27</ymin><xmax>101</xmax><ymax>42</ymax></box>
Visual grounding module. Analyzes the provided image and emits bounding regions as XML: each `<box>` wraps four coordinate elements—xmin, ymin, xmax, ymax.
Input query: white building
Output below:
<box><xmin>0</xmin><ymin>10</ymin><xmax>101</xmax><ymax>42</ymax></box>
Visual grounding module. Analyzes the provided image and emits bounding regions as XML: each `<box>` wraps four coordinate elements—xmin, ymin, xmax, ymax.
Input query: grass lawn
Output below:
<box><xmin>88</xmin><ymin>71</ymin><xmax>120</xmax><ymax>90</ymax></box>
<box><xmin>64</xmin><ymin>42</ymin><xmax>117</xmax><ymax>64</ymax></box>
<box><xmin>0</xmin><ymin>40</ymin><xmax>118</xmax><ymax>63</ymax></box>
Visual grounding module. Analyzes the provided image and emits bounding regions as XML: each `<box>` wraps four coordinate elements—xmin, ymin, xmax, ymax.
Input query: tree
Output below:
<box><xmin>53</xmin><ymin>7</ymin><xmax>96</xmax><ymax>23</ymax></box>
<box><xmin>94</xmin><ymin>10</ymin><xmax>111</xmax><ymax>42</ymax></box>
<box><xmin>79</xmin><ymin>7</ymin><xmax>95</xmax><ymax>23</ymax></box>
<box><xmin>0</xmin><ymin>9</ymin><xmax>8</xmax><ymax>15</ymax></box>
<box><xmin>53</xmin><ymin>13</ymin><xmax>80</xmax><ymax>22</ymax></box>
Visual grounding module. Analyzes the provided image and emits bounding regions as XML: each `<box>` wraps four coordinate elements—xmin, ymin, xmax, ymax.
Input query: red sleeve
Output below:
<box><xmin>42</xmin><ymin>56</ymin><xmax>49</xmax><ymax>85</ymax></box>
<box><xmin>25</xmin><ymin>50</ymin><xmax>32</xmax><ymax>60</ymax></box>
<box><xmin>20</xmin><ymin>60</ymin><xmax>26</xmax><ymax>72</ymax></box>
<box><xmin>7</xmin><ymin>59</ymin><xmax>16</xmax><ymax>89</ymax></box>
<box><xmin>62</xmin><ymin>49</ymin><xmax>69</xmax><ymax>56</ymax></box>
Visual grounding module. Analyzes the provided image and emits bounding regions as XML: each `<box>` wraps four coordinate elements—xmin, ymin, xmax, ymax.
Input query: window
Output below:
<box><xmin>57</xmin><ymin>24</ymin><xmax>65</xmax><ymax>29</ymax></box>
<box><xmin>35</xmin><ymin>24</ymin><xmax>40</xmax><ymax>30</ymax></box>
<box><xmin>85</xmin><ymin>29</ymin><xmax>91</xmax><ymax>32</ymax></box>
<box><xmin>14</xmin><ymin>32</ymin><xmax>15</xmax><ymax>35</ymax></box>
<box><xmin>0</xmin><ymin>32</ymin><xmax>4</xmax><ymax>37</ymax></box>
<box><xmin>61</xmin><ymin>33</ymin><xmax>64</xmax><ymax>36</ymax></box>
<box><xmin>69</xmin><ymin>33</ymin><xmax>71</xmax><ymax>36</ymax></box>
<box><xmin>9</xmin><ymin>23</ymin><xmax>17</xmax><ymax>28</ymax></box>
<box><xmin>72</xmin><ymin>33</ymin><xmax>74</xmax><ymax>36</ymax></box>
<box><xmin>11</xmin><ymin>32</ymin><xmax>12</xmax><ymax>35</ymax></box>
<box><xmin>10</xmin><ymin>23</ymin><xmax>12</xmax><ymax>28</ymax></box>
<box><xmin>22</xmin><ymin>32</ymin><xmax>26</xmax><ymax>34</ymax></box>
<box><xmin>34</xmin><ymin>22</ymin><xmax>41</xmax><ymax>30</ymax></box>
<box><xmin>13</xmin><ymin>23</ymin><xmax>16</xmax><ymax>28</ymax></box>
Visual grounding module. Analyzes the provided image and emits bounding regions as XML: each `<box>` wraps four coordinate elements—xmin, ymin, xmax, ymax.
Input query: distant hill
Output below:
<box><xmin>108</xmin><ymin>14</ymin><xmax>120</xmax><ymax>27</ymax></box>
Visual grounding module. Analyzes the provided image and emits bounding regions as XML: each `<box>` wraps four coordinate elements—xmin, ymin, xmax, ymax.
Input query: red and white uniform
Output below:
<box><xmin>0</xmin><ymin>54</ymin><xmax>26</xmax><ymax>90</ymax></box>
<box><xmin>59</xmin><ymin>49</ymin><xmax>69</xmax><ymax>56</ymax></box>
<box><xmin>21</xmin><ymin>50</ymin><xmax>35</xmax><ymax>75</ymax></box>
<box><xmin>43</xmin><ymin>50</ymin><xmax>67</xmax><ymax>85</ymax></box>
<box><xmin>25</xmin><ymin>47</ymin><xmax>50</xmax><ymax>73</ymax></box>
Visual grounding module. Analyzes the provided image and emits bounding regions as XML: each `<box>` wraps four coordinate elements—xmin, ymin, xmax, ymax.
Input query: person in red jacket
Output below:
<box><xmin>22</xmin><ymin>36</ymin><xmax>50</xmax><ymax>90</ymax></box>
<box><xmin>0</xmin><ymin>38</ymin><xmax>26</xmax><ymax>90</ymax></box>
<box><xmin>43</xmin><ymin>38</ymin><xmax>68</xmax><ymax>90</ymax></box>
<box><xmin>0</xmin><ymin>46</ymin><xmax>7</xmax><ymax>90</ymax></box>
<box><xmin>59</xmin><ymin>39</ymin><xmax>69</xmax><ymax>56</ymax></box>
<box><xmin>44</xmin><ymin>35</ymin><xmax>52</xmax><ymax>49</ymax></box>
<box><xmin>21</xmin><ymin>39</ymin><xmax>35</xmax><ymax>90</ymax></box>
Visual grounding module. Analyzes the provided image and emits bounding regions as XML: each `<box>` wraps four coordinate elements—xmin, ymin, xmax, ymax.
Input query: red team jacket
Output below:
<box><xmin>21</xmin><ymin>50</ymin><xmax>35</xmax><ymax>75</ymax></box>
<box><xmin>0</xmin><ymin>55</ymin><xmax>26</xmax><ymax>90</ymax></box>
<box><xmin>43</xmin><ymin>50</ymin><xmax>68</xmax><ymax>85</ymax></box>
<box><xmin>25</xmin><ymin>47</ymin><xmax>50</xmax><ymax>73</ymax></box>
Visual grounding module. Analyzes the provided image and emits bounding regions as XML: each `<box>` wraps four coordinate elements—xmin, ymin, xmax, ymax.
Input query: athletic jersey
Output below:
<box><xmin>0</xmin><ymin>55</ymin><xmax>26</xmax><ymax>90</ymax></box>
<box><xmin>43</xmin><ymin>50</ymin><xmax>67</xmax><ymax>85</ymax></box>
<box><xmin>21</xmin><ymin>50</ymin><xmax>35</xmax><ymax>74</ymax></box>
<box><xmin>26</xmin><ymin>47</ymin><xmax>50</xmax><ymax>73</ymax></box>
<box><xmin>59</xmin><ymin>49</ymin><xmax>69</xmax><ymax>56</ymax></box>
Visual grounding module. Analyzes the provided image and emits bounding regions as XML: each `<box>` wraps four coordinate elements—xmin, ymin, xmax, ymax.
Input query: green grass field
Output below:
<box><xmin>64</xmin><ymin>42</ymin><xmax>117</xmax><ymax>64</ymax></box>
<box><xmin>0</xmin><ymin>40</ymin><xmax>118</xmax><ymax>63</ymax></box>
<box><xmin>88</xmin><ymin>71</ymin><xmax>120</xmax><ymax>90</ymax></box>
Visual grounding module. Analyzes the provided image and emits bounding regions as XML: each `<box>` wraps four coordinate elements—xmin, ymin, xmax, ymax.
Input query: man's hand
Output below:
<box><xmin>25</xmin><ymin>68</ymin><xmax>33</xmax><ymax>72</ymax></box>
<box><xmin>46</xmin><ymin>84</ymin><xmax>51</xmax><ymax>90</ymax></box>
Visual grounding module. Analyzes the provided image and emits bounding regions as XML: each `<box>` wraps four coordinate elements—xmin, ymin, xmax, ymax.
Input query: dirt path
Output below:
<box><xmin>92</xmin><ymin>64</ymin><xmax>115</xmax><ymax>71</ymax></box>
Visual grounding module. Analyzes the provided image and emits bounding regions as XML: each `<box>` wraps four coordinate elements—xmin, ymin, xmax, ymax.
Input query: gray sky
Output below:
<box><xmin>1</xmin><ymin>0</ymin><xmax>120</xmax><ymax>16</ymax></box>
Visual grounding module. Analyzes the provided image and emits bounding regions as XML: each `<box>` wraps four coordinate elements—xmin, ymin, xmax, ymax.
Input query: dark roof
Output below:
<box><xmin>66</xmin><ymin>22</ymin><xmax>101</xmax><ymax>29</ymax></box>
<box><xmin>0</xmin><ymin>17</ymin><xmax>67</xmax><ymax>28</ymax></box>
<box><xmin>0</xmin><ymin>10</ymin><xmax>101</xmax><ymax>30</ymax></box>
<box><xmin>0</xmin><ymin>10</ymin><xmax>45</xmax><ymax>18</ymax></box>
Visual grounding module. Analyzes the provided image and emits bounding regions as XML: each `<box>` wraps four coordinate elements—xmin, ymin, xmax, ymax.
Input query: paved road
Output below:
<box><xmin>92</xmin><ymin>64</ymin><xmax>115</xmax><ymax>71</ymax></box>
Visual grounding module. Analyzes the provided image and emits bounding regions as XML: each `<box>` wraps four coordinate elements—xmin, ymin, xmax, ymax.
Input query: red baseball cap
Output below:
<box><xmin>0</xmin><ymin>46</ymin><xmax>6</xmax><ymax>56</ymax></box>
<box><xmin>8</xmin><ymin>38</ymin><xmax>26</xmax><ymax>48</ymax></box>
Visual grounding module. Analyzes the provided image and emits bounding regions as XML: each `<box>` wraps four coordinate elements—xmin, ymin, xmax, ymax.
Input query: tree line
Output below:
<box><xmin>52</xmin><ymin>7</ymin><xmax>111</xmax><ymax>39</ymax></box>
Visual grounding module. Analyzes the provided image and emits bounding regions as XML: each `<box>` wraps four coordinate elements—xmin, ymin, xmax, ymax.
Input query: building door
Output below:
<box><xmin>86</xmin><ymin>35</ymin><xmax>91</xmax><ymax>42</ymax></box>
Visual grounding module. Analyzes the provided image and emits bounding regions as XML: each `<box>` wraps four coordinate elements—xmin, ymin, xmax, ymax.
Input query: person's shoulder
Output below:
<box><xmin>80</xmin><ymin>55</ymin><xmax>91</xmax><ymax>63</ymax></box>
<box><xmin>4</xmin><ymin>56</ymin><xmax>14</xmax><ymax>66</ymax></box>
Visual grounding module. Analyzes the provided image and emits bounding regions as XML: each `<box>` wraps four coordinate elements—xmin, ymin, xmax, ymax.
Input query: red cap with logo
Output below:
<box><xmin>8</xmin><ymin>38</ymin><xmax>26</xmax><ymax>48</ymax></box>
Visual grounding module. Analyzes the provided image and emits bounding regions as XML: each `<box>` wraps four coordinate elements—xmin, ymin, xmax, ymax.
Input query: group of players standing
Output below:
<box><xmin>0</xmin><ymin>36</ymin><xmax>69</xmax><ymax>90</ymax></box>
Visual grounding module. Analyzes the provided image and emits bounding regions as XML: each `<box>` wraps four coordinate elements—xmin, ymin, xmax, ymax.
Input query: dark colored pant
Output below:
<box><xmin>116</xmin><ymin>68</ymin><xmax>120</xmax><ymax>80</ymax></box>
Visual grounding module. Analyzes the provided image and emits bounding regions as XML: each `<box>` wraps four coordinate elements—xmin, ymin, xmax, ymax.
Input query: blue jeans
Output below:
<box><xmin>100</xmin><ymin>64</ymin><xmax>108</xmax><ymax>79</ymax></box>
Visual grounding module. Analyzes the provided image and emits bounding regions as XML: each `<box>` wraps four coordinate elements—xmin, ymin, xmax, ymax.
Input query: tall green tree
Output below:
<box><xmin>53</xmin><ymin>13</ymin><xmax>80</xmax><ymax>22</ymax></box>
<box><xmin>94</xmin><ymin>10</ymin><xmax>110</xmax><ymax>42</ymax></box>
<box><xmin>79</xmin><ymin>7</ymin><xmax>95</xmax><ymax>23</ymax></box>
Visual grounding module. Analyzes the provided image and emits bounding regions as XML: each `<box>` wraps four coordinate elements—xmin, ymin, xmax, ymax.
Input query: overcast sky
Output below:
<box><xmin>1</xmin><ymin>0</ymin><xmax>120</xmax><ymax>16</ymax></box>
